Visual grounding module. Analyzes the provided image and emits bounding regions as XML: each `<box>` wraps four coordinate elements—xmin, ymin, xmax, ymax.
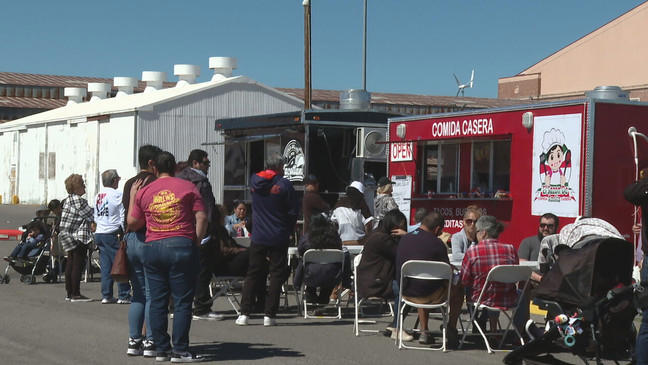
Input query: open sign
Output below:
<box><xmin>390</xmin><ymin>142</ymin><xmax>413</xmax><ymax>162</ymax></box>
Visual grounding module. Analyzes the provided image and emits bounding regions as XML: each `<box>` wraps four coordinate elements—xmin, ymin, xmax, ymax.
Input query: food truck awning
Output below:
<box><xmin>216</xmin><ymin>109</ymin><xmax>400</xmax><ymax>133</ymax></box>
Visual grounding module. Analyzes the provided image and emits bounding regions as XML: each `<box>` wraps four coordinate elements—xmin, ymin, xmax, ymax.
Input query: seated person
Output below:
<box><xmin>451</xmin><ymin>205</ymin><xmax>482</xmax><ymax>261</ymax></box>
<box><xmin>6</xmin><ymin>223</ymin><xmax>48</xmax><ymax>261</ymax></box>
<box><xmin>214</xmin><ymin>205</ymin><xmax>250</xmax><ymax>277</ymax></box>
<box><xmin>356</xmin><ymin>209</ymin><xmax>409</xmax><ymax>340</ymax></box>
<box><xmin>294</xmin><ymin>214</ymin><xmax>348</xmax><ymax>304</ymax></box>
<box><xmin>224</xmin><ymin>200</ymin><xmax>249</xmax><ymax>238</ymax></box>
<box><xmin>517</xmin><ymin>213</ymin><xmax>558</xmax><ymax>333</ymax></box>
<box><xmin>407</xmin><ymin>208</ymin><xmax>427</xmax><ymax>233</ymax></box>
<box><xmin>396</xmin><ymin>211</ymin><xmax>463</xmax><ymax>347</ymax></box>
<box><xmin>461</xmin><ymin>215</ymin><xmax>519</xmax><ymax>332</ymax></box>
<box><xmin>331</xmin><ymin>182</ymin><xmax>374</xmax><ymax>245</ymax></box>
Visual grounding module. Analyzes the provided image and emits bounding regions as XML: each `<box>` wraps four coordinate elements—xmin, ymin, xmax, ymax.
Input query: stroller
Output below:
<box><xmin>504</xmin><ymin>235</ymin><xmax>642</xmax><ymax>365</ymax></box>
<box><xmin>1</xmin><ymin>219</ymin><xmax>55</xmax><ymax>285</ymax></box>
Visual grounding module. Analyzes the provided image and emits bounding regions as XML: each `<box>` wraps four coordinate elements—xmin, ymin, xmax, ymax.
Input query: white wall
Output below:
<box><xmin>17</xmin><ymin>126</ymin><xmax>46</xmax><ymax>204</ymax></box>
<box><xmin>98</xmin><ymin>114</ymin><xmax>137</xmax><ymax>191</ymax></box>
<box><xmin>0</xmin><ymin>132</ymin><xmax>16</xmax><ymax>203</ymax></box>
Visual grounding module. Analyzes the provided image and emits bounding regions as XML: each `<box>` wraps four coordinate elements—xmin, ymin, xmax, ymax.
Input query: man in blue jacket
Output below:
<box><xmin>236</xmin><ymin>153</ymin><xmax>299</xmax><ymax>326</ymax></box>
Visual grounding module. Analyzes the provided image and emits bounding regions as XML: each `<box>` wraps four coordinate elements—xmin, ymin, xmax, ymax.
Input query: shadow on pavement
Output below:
<box><xmin>191</xmin><ymin>341</ymin><xmax>304</xmax><ymax>361</ymax></box>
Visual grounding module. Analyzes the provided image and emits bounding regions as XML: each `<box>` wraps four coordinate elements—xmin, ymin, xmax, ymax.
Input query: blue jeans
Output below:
<box><xmin>392</xmin><ymin>280</ymin><xmax>400</xmax><ymax>328</ymax></box>
<box><xmin>95</xmin><ymin>232</ymin><xmax>131</xmax><ymax>300</ymax></box>
<box><xmin>143</xmin><ymin>236</ymin><xmax>198</xmax><ymax>353</ymax></box>
<box><xmin>636</xmin><ymin>255</ymin><xmax>648</xmax><ymax>365</ymax></box>
<box><xmin>126</xmin><ymin>232</ymin><xmax>152</xmax><ymax>341</ymax></box>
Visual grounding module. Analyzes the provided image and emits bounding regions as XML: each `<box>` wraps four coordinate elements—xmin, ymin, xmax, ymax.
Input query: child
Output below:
<box><xmin>6</xmin><ymin>225</ymin><xmax>46</xmax><ymax>261</ymax></box>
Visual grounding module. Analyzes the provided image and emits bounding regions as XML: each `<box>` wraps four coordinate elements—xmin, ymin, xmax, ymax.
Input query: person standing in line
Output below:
<box><xmin>59</xmin><ymin>174</ymin><xmax>94</xmax><ymax>302</ymax></box>
<box><xmin>122</xmin><ymin>144</ymin><xmax>162</xmax><ymax>358</ymax></box>
<box><xmin>374</xmin><ymin>176</ymin><xmax>399</xmax><ymax>222</ymax></box>
<box><xmin>235</xmin><ymin>153</ymin><xmax>299</xmax><ymax>326</ymax></box>
<box><xmin>128</xmin><ymin>151</ymin><xmax>207</xmax><ymax>362</ymax></box>
<box><xmin>176</xmin><ymin>149</ymin><xmax>222</xmax><ymax>321</ymax></box>
<box><xmin>94</xmin><ymin>169</ymin><xmax>131</xmax><ymax>305</ymax></box>
<box><xmin>301</xmin><ymin>174</ymin><xmax>330</xmax><ymax>232</ymax></box>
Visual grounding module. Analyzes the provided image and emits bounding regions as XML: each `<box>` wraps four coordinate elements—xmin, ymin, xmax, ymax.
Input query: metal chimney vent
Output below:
<box><xmin>340</xmin><ymin>89</ymin><xmax>371</xmax><ymax>110</ymax></box>
<box><xmin>586</xmin><ymin>86</ymin><xmax>629</xmax><ymax>101</ymax></box>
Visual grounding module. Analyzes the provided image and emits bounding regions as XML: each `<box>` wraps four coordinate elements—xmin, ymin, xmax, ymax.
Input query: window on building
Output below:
<box><xmin>421</xmin><ymin>142</ymin><xmax>459</xmax><ymax>194</ymax></box>
<box><xmin>471</xmin><ymin>140</ymin><xmax>511</xmax><ymax>196</ymax></box>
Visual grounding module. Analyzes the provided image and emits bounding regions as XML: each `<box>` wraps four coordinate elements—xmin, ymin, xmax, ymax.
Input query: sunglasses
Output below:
<box><xmin>539</xmin><ymin>223</ymin><xmax>555</xmax><ymax>229</ymax></box>
<box><xmin>463</xmin><ymin>218</ymin><xmax>475</xmax><ymax>225</ymax></box>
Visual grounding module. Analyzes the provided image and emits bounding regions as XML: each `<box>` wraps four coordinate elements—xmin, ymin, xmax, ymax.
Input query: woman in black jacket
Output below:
<box><xmin>356</xmin><ymin>209</ymin><xmax>407</xmax><ymax>299</ymax></box>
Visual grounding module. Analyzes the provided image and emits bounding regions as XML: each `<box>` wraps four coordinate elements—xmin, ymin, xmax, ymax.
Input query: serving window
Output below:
<box><xmin>419</xmin><ymin>139</ymin><xmax>511</xmax><ymax>198</ymax></box>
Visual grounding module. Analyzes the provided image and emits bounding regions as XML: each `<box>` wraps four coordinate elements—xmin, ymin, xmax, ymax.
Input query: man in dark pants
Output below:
<box><xmin>624</xmin><ymin>176</ymin><xmax>648</xmax><ymax>365</ymax></box>
<box><xmin>236</xmin><ymin>154</ymin><xmax>299</xmax><ymax>326</ymax></box>
<box><xmin>176</xmin><ymin>149</ymin><xmax>220</xmax><ymax>320</ymax></box>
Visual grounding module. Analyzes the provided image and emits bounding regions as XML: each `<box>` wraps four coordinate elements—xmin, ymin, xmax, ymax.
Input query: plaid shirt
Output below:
<box><xmin>461</xmin><ymin>238</ymin><xmax>519</xmax><ymax>309</ymax></box>
<box><xmin>59</xmin><ymin>194</ymin><xmax>94</xmax><ymax>252</ymax></box>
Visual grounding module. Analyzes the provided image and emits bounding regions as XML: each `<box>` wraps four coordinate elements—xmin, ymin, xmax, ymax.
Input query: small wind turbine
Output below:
<box><xmin>454</xmin><ymin>69</ymin><xmax>474</xmax><ymax>97</ymax></box>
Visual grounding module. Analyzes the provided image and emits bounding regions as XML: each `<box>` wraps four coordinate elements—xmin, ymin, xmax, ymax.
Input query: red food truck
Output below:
<box><xmin>387</xmin><ymin>88</ymin><xmax>648</xmax><ymax>249</ymax></box>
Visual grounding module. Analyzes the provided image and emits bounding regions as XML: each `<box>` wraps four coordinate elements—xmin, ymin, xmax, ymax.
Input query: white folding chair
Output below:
<box><xmin>459</xmin><ymin>265</ymin><xmax>532</xmax><ymax>353</ymax></box>
<box><xmin>396</xmin><ymin>260</ymin><xmax>453</xmax><ymax>351</ymax></box>
<box><xmin>209</xmin><ymin>276</ymin><xmax>245</xmax><ymax>315</ymax></box>
<box><xmin>301</xmin><ymin>249</ymin><xmax>345</xmax><ymax>319</ymax></box>
<box><xmin>353</xmin><ymin>253</ymin><xmax>395</xmax><ymax>336</ymax></box>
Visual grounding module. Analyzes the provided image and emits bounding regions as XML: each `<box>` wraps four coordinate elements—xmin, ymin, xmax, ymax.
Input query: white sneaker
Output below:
<box><xmin>207</xmin><ymin>312</ymin><xmax>224</xmax><ymax>320</ymax></box>
<box><xmin>101</xmin><ymin>297</ymin><xmax>117</xmax><ymax>304</ymax></box>
<box><xmin>263</xmin><ymin>316</ymin><xmax>276</xmax><ymax>327</ymax></box>
<box><xmin>235</xmin><ymin>314</ymin><xmax>249</xmax><ymax>326</ymax></box>
<box><xmin>388</xmin><ymin>327</ymin><xmax>414</xmax><ymax>342</ymax></box>
<box><xmin>117</xmin><ymin>298</ymin><xmax>131</xmax><ymax>304</ymax></box>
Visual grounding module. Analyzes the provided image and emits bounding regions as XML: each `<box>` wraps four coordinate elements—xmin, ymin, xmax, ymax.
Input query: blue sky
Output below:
<box><xmin>1</xmin><ymin>0</ymin><xmax>644</xmax><ymax>98</ymax></box>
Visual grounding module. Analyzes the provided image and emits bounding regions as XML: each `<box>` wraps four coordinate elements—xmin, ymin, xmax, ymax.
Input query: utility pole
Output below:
<box><xmin>303</xmin><ymin>0</ymin><xmax>312</xmax><ymax>109</ymax></box>
<box><xmin>362</xmin><ymin>0</ymin><xmax>367</xmax><ymax>91</ymax></box>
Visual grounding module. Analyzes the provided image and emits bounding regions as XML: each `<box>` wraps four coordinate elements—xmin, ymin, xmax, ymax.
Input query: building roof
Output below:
<box><xmin>0</xmin><ymin>71</ymin><xmax>175</xmax><ymax>90</ymax></box>
<box><xmin>0</xmin><ymin>76</ymin><xmax>304</xmax><ymax>130</ymax></box>
<box><xmin>276</xmin><ymin>88</ymin><xmax>527</xmax><ymax>109</ymax></box>
<box><xmin>0</xmin><ymin>96</ymin><xmax>65</xmax><ymax>109</ymax></box>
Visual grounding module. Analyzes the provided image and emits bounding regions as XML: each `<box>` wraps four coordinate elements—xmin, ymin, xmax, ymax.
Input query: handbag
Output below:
<box><xmin>110</xmin><ymin>240</ymin><xmax>129</xmax><ymax>283</ymax></box>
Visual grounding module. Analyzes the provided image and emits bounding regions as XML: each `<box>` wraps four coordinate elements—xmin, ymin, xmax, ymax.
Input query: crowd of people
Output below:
<box><xmin>8</xmin><ymin>142</ymin><xmax>648</xmax><ymax>363</ymax></box>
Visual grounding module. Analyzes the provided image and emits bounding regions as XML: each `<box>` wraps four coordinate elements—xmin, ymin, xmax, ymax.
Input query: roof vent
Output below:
<box><xmin>340</xmin><ymin>89</ymin><xmax>371</xmax><ymax>110</ymax></box>
<box><xmin>142</xmin><ymin>71</ymin><xmax>167</xmax><ymax>93</ymax></box>
<box><xmin>64</xmin><ymin>87</ymin><xmax>87</xmax><ymax>105</ymax></box>
<box><xmin>87</xmin><ymin>83</ymin><xmax>111</xmax><ymax>102</ymax></box>
<box><xmin>174</xmin><ymin>64</ymin><xmax>200</xmax><ymax>87</ymax></box>
<box><xmin>209</xmin><ymin>57</ymin><xmax>237</xmax><ymax>82</ymax></box>
<box><xmin>586</xmin><ymin>86</ymin><xmax>629</xmax><ymax>101</ymax></box>
<box><xmin>113</xmin><ymin>77</ymin><xmax>138</xmax><ymax>97</ymax></box>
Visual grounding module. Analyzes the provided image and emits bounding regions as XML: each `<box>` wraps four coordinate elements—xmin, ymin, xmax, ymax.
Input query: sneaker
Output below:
<box><xmin>143</xmin><ymin>339</ymin><xmax>156</xmax><ymax>357</ymax></box>
<box><xmin>127</xmin><ymin>337</ymin><xmax>143</xmax><ymax>356</ymax></box>
<box><xmin>192</xmin><ymin>311</ymin><xmax>224</xmax><ymax>321</ymax></box>
<box><xmin>117</xmin><ymin>298</ymin><xmax>131</xmax><ymax>304</ymax></box>
<box><xmin>65</xmin><ymin>296</ymin><xmax>71</xmax><ymax>302</ymax></box>
<box><xmin>263</xmin><ymin>316</ymin><xmax>276</xmax><ymax>327</ymax></box>
<box><xmin>390</xmin><ymin>327</ymin><xmax>414</xmax><ymax>342</ymax></box>
<box><xmin>419</xmin><ymin>331</ymin><xmax>434</xmax><ymax>345</ymax></box>
<box><xmin>208</xmin><ymin>312</ymin><xmax>224</xmax><ymax>320</ymax></box>
<box><xmin>70</xmin><ymin>295</ymin><xmax>93</xmax><ymax>302</ymax></box>
<box><xmin>102</xmin><ymin>297</ymin><xmax>117</xmax><ymax>304</ymax></box>
<box><xmin>155</xmin><ymin>351</ymin><xmax>171</xmax><ymax>362</ymax></box>
<box><xmin>235</xmin><ymin>314</ymin><xmax>249</xmax><ymax>326</ymax></box>
<box><xmin>170</xmin><ymin>351</ymin><xmax>204</xmax><ymax>363</ymax></box>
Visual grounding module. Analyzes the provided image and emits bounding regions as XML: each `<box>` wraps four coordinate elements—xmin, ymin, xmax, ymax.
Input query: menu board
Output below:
<box><xmin>392</xmin><ymin>175</ymin><xmax>412</xmax><ymax>226</ymax></box>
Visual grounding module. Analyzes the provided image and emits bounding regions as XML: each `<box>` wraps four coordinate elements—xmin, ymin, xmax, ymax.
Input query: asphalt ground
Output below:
<box><xmin>0</xmin><ymin>204</ymin><xmax>625</xmax><ymax>364</ymax></box>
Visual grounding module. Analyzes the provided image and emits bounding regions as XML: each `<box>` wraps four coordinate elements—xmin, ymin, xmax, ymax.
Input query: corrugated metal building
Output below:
<box><xmin>0</xmin><ymin>58</ymin><xmax>304</xmax><ymax>204</ymax></box>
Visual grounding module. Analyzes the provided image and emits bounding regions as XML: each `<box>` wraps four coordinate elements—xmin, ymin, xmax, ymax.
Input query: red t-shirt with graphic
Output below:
<box><xmin>131</xmin><ymin>176</ymin><xmax>205</xmax><ymax>242</ymax></box>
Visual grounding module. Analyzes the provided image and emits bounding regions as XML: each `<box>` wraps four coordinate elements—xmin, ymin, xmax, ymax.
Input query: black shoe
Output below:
<box><xmin>143</xmin><ymin>339</ymin><xmax>156</xmax><ymax>357</ymax></box>
<box><xmin>155</xmin><ymin>351</ymin><xmax>171</xmax><ymax>362</ymax></box>
<box><xmin>127</xmin><ymin>338</ymin><xmax>143</xmax><ymax>356</ymax></box>
<box><xmin>446</xmin><ymin>328</ymin><xmax>459</xmax><ymax>349</ymax></box>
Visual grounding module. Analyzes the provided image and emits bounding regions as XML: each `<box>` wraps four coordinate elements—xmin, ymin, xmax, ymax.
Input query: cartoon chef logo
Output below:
<box><xmin>540</xmin><ymin>128</ymin><xmax>571</xmax><ymax>187</ymax></box>
<box><xmin>148</xmin><ymin>190</ymin><xmax>181</xmax><ymax>231</ymax></box>
<box><xmin>283</xmin><ymin>140</ymin><xmax>305</xmax><ymax>182</ymax></box>
<box><xmin>535</xmin><ymin>128</ymin><xmax>575</xmax><ymax>202</ymax></box>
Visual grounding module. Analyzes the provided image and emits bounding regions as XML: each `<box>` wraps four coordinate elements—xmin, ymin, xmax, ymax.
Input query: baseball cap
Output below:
<box><xmin>349</xmin><ymin>181</ymin><xmax>365</xmax><ymax>194</ymax></box>
<box><xmin>377</xmin><ymin>176</ymin><xmax>395</xmax><ymax>188</ymax></box>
